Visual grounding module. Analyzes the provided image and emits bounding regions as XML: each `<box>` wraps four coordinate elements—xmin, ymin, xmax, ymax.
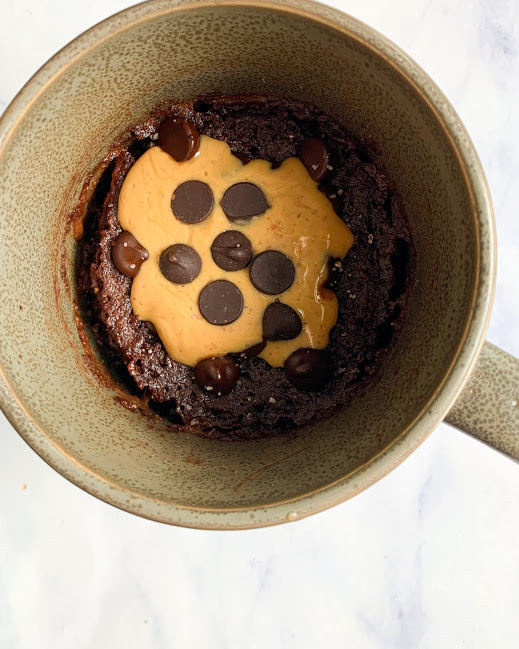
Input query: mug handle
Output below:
<box><xmin>445</xmin><ymin>342</ymin><xmax>519</xmax><ymax>460</ymax></box>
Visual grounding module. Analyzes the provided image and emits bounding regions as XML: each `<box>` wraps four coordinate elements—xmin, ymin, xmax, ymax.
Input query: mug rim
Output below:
<box><xmin>0</xmin><ymin>0</ymin><xmax>496</xmax><ymax>529</ymax></box>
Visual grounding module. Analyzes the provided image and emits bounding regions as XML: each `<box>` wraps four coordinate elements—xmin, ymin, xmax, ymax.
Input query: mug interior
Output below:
<box><xmin>0</xmin><ymin>1</ymin><xmax>488</xmax><ymax>527</ymax></box>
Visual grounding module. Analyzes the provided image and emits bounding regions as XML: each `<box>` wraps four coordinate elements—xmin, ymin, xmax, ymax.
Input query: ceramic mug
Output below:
<box><xmin>0</xmin><ymin>0</ymin><xmax>517</xmax><ymax>529</ymax></box>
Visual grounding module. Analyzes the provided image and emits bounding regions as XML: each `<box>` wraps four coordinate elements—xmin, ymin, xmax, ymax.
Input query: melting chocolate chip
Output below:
<box><xmin>238</xmin><ymin>341</ymin><xmax>267</xmax><ymax>357</ymax></box>
<box><xmin>284</xmin><ymin>348</ymin><xmax>331</xmax><ymax>391</ymax></box>
<box><xmin>198</xmin><ymin>280</ymin><xmax>243</xmax><ymax>325</ymax></box>
<box><xmin>194</xmin><ymin>355</ymin><xmax>240</xmax><ymax>395</ymax></box>
<box><xmin>171</xmin><ymin>180</ymin><xmax>214</xmax><ymax>224</ymax></box>
<box><xmin>262</xmin><ymin>301</ymin><xmax>302</xmax><ymax>341</ymax></box>
<box><xmin>112</xmin><ymin>231</ymin><xmax>148</xmax><ymax>277</ymax></box>
<box><xmin>323</xmin><ymin>257</ymin><xmax>341</xmax><ymax>290</ymax></box>
<box><xmin>159</xmin><ymin>244</ymin><xmax>201</xmax><ymax>284</ymax></box>
<box><xmin>232</xmin><ymin>151</ymin><xmax>251</xmax><ymax>165</ymax></box>
<box><xmin>211</xmin><ymin>230</ymin><xmax>253</xmax><ymax>271</ymax></box>
<box><xmin>221</xmin><ymin>182</ymin><xmax>270</xmax><ymax>222</ymax></box>
<box><xmin>249</xmin><ymin>250</ymin><xmax>295</xmax><ymax>295</ymax></box>
<box><xmin>157</xmin><ymin>117</ymin><xmax>199</xmax><ymax>162</ymax></box>
<box><xmin>318</xmin><ymin>182</ymin><xmax>343</xmax><ymax>215</ymax></box>
<box><xmin>299</xmin><ymin>138</ymin><xmax>329</xmax><ymax>181</ymax></box>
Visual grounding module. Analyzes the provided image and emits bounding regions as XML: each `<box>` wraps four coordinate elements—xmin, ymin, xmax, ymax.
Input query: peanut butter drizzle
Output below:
<box><xmin>117</xmin><ymin>136</ymin><xmax>353</xmax><ymax>367</ymax></box>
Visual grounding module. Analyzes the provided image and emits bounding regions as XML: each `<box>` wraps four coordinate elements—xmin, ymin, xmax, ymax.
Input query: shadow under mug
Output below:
<box><xmin>0</xmin><ymin>0</ymin><xmax>517</xmax><ymax>529</ymax></box>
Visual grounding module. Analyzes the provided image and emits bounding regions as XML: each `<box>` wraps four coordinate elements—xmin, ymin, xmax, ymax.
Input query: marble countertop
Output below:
<box><xmin>1</xmin><ymin>0</ymin><xmax>519</xmax><ymax>647</ymax></box>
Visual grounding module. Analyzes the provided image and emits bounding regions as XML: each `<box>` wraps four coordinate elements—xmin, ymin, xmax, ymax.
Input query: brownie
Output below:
<box><xmin>77</xmin><ymin>96</ymin><xmax>413</xmax><ymax>440</ymax></box>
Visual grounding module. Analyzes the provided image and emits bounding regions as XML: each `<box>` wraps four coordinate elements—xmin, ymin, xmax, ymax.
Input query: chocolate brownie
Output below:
<box><xmin>77</xmin><ymin>96</ymin><xmax>413</xmax><ymax>440</ymax></box>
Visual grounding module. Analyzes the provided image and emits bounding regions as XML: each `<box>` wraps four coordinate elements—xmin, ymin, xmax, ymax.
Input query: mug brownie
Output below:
<box><xmin>77</xmin><ymin>96</ymin><xmax>413</xmax><ymax>439</ymax></box>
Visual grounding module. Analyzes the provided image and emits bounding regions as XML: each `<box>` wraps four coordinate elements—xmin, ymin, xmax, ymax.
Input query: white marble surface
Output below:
<box><xmin>1</xmin><ymin>0</ymin><xmax>519</xmax><ymax>646</ymax></box>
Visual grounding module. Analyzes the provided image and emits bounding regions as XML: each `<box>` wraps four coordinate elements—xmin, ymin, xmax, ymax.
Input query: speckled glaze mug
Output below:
<box><xmin>0</xmin><ymin>0</ymin><xmax>517</xmax><ymax>529</ymax></box>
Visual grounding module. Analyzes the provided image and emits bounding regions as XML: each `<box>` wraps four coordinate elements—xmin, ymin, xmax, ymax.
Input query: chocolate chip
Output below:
<box><xmin>323</xmin><ymin>257</ymin><xmax>340</xmax><ymax>290</ymax></box>
<box><xmin>144</xmin><ymin>321</ymin><xmax>157</xmax><ymax>334</ymax></box>
<box><xmin>299</xmin><ymin>138</ymin><xmax>329</xmax><ymax>181</ymax></box>
<box><xmin>232</xmin><ymin>151</ymin><xmax>251</xmax><ymax>165</ymax></box>
<box><xmin>211</xmin><ymin>230</ymin><xmax>253</xmax><ymax>271</ymax></box>
<box><xmin>171</xmin><ymin>180</ymin><xmax>214</xmax><ymax>224</ymax></box>
<box><xmin>159</xmin><ymin>244</ymin><xmax>201</xmax><ymax>284</ymax></box>
<box><xmin>112</xmin><ymin>231</ymin><xmax>148</xmax><ymax>278</ymax></box>
<box><xmin>221</xmin><ymin>182</ymin><xmax>270</xmax><ymax>222</ymax></box>
<box><xmin>318</xmin><ymin>182</ymin><xmax>343</xmax><ymax>215</ymax></box>
<box><xmin>235</xmin><ymin>341</ymin><xmax>267</xmax><ymax>358</ymax></box>
<box><xmin>262</xmin><ymin>301</ymin><xmax>302</xmax><ymax>341</ymax></box>
<box><xmin>198</xmin><ymin>280</ymin><xmax>243</xmax><ymax>325</ymax></box>
<box><xmin>249</xmin><ymin>250</ymin><xmax>295</xmax><ymax>295</ymax></box>
<box><xmin>194</xmin><ymin>355</ymin><xmax>240</xmax><ymax>395</ymax></box>
<box><xmin>157</xmin><ymin>117</ymin><xmax>199</xmax><ymax>162</ymax></box>
<box><xmin>284</xmin><ymin>348</ymin><xmax>331</xmax><ymax>391</ymax></box>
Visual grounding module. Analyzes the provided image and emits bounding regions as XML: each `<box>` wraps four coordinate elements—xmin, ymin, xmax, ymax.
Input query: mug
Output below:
<box><xmin>0</xmin><ymin>0</ymin><xmax>517</xmax><ymax>529</ymax></box>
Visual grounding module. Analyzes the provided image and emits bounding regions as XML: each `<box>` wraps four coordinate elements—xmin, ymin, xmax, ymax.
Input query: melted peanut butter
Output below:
<box><xmin>117</xmin><ymin>136</ymin><xmax>353</xmax><ymax>367</ymax></box>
